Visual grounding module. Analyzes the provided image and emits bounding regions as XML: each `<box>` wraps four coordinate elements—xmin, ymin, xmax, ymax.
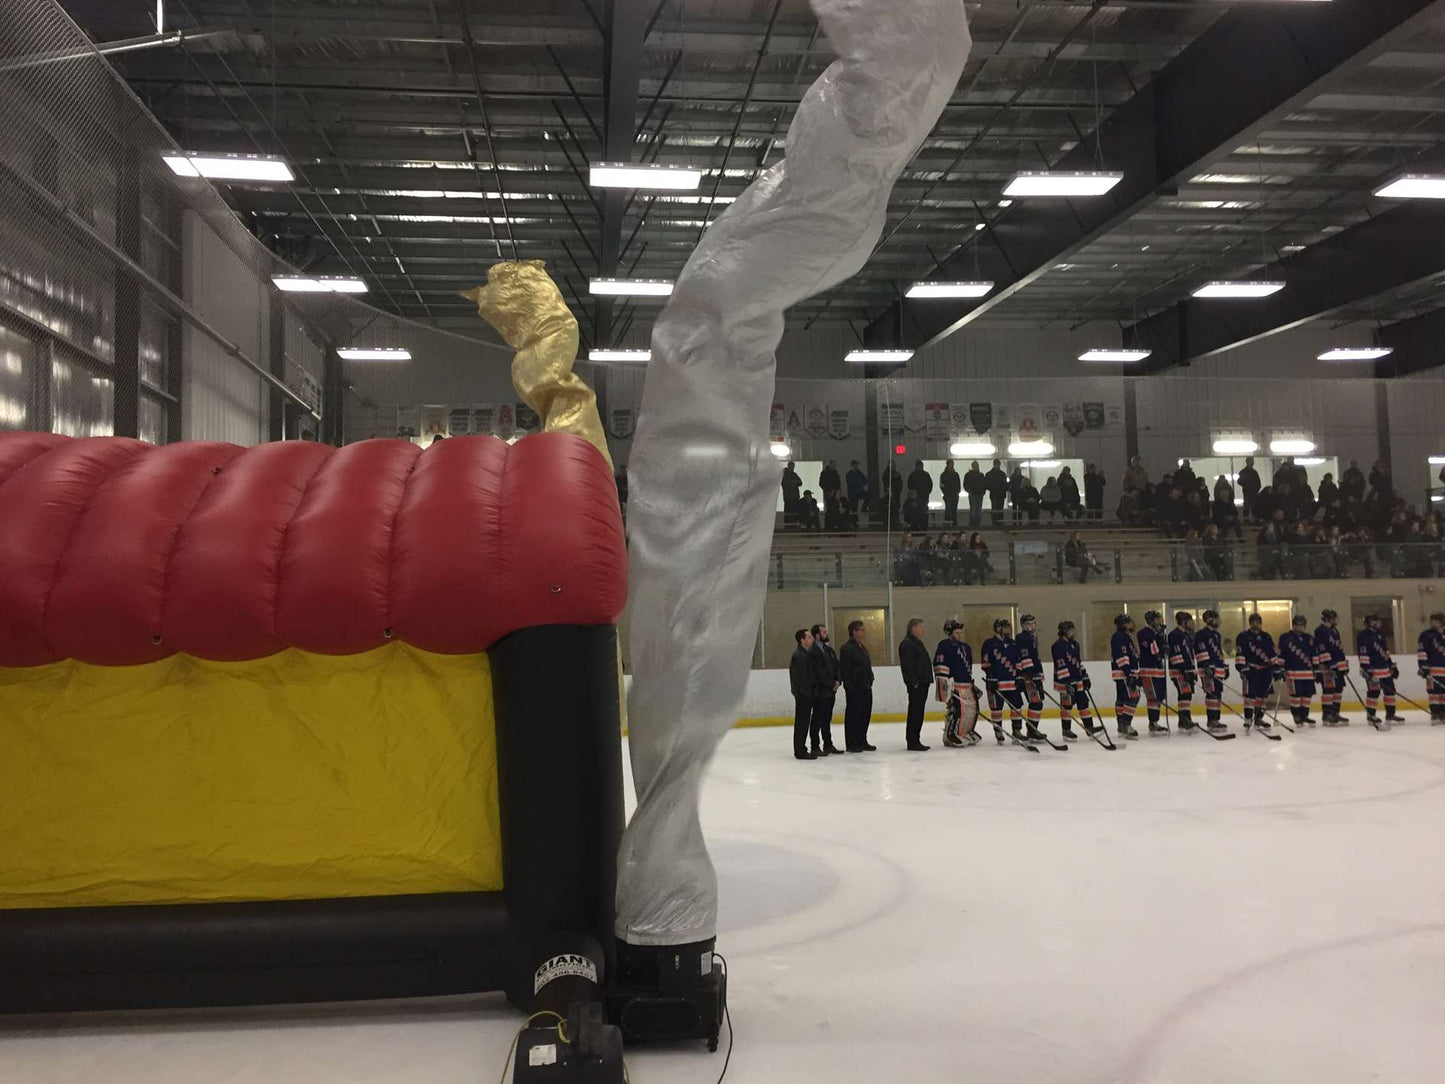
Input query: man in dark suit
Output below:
<box><xmin>809</xmin><ymin>623</ymin><xmax>843</xmax><ymax>756</ymax></box>
<box><xmin>790</xmin><ymin>629</ymin><xmax>818</xmax><ymax>760</ymax></box>
<box><xmin>839</xmin><ymin>620</ymin><xmax>876</xmax><ymax>752</ymax></box>
<box><xmin>899</xmin><ymin>617</ymin><xmax>932</xmax><ymax>751</ymax></box>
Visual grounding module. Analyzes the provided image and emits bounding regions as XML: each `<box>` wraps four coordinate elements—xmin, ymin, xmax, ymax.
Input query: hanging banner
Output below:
<box><xmin>516</xmin><ymin>403</ymin><xmax>540</xmax><ymax>434</ymax></box>
<box><xmin>828</xmin><ymin>409</ymin><xmax>852</xmax><ymax>440</ymax></box>
<box><xmin>448</xmin><ymin>406</ymin><xmax>472</xmax><ymax>436</ymax></box>
<box><xmin>396</xmin><ymin>405</ymin><xmax>420</xmax><ymax>439</ymax></box>
<box><xmin>1082</xmin><ymin>402</ymin><xmax>1105</xmax><ymax>430</ymax></box>
<box><xmin>993</xmin><ymin>403</ymin><xmax>1013</xmax><ymax>431</ymax></box>
<box><xmin>421</xmin><ymin>406</ymin><xmax>448</xmax><ymax>441</ymax></box>
<box><xmin>805</xmin><ymin>404</ymin><xmax>828</xmax><ymax>439</ymax></box>
<box><xmin>903</xmin><ymin>403</ymin><xmax>926</xmax><ymax>432</ymax></box>
<box><xmin>924</xmin><ymin>403</ymin><xmax>950</xmax><ymax>441</ymax></box>
<box><xmin>784</xmin><ymin>406</ymin><xmax>804</xmax><ymax>436</ymax></box>
<box><xmin>769</xmin><ymin>403</ymin><xmax>786</xmax><ymax>442</ymax></box>
<box><xmin>968</xmin><ymin>402</ymin><xmax>993</xmax><ymax>434</ymax></box>
<box><xmin>1063</xmin><ymin>403</ymin><xmax>1086</xmax><ymax>437</ymax></box>
<box><xmin>1042</xmin><ymin>404</ymin><xmax>1063</xmax><ymax>433</ymax></box>
<box><xmin>950</xmin><ymin>403</ymin><xmax>971</xmax><ymax>437</ymax></box>
<box><xmin>1015</xmin><ymin>403</ymin><xmax>1042</xmax><ymax>442</ymax></box>
<box><xmin>495</xmin><ymin>403</ymin><xmax>516</xmax><ymax>439</ymax></box>
<box><xmin>880</xmin><ymin>403</ymin><xmax>904</xmax><ymax>433</ymax></box>
<box><xmin>472</xmin><ymin>404</ymin><xmax>495</xmax><ymax>436</ymax></box>
<box><xmin>609</xmin><ymin>407</ymin><xmax>635</xmax><ymax>439</ymax></box>
<box><xmin>1104</xmin><ymin>403</ymin><xmax>1125</xmax><ymax>432</ymax></box>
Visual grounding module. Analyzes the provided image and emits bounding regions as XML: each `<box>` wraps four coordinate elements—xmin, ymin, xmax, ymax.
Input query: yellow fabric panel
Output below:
<box><xmin>0</xmin><ymin>644</ymin><xmax>502</xmax><ymax>909</ymax></box>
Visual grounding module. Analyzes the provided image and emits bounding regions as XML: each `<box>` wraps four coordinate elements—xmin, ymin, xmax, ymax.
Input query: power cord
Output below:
<box><xmin>714</xmin><ymin>953</ymin><xmax>734</xmax><ymax>1084</ymax></box>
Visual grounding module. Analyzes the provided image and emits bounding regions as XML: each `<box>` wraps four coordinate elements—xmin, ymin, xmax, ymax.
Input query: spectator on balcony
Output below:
<box><xmin>908</xmin><ymin>460</ymin><xmax>934</xmax><ymax>525</ymax></box>
<box><xmin>1156</xmin><ymin>484</ymin><xmax>1185</xmax><ymax>538</ymax></box>
<box><xmin>1175</xmin><ymin>458</ymin><xmax>1197</xmax><ymax>494</ymax></box>
<box><xmin>846</xmin><ymin>460</ymin><xmax>868</xmax><ymax>520</ymax></box>
<box><xmin>1123</xmin><ymin>456</ymin><xmax>1149</xmax><ymax>494</ymax></box>
<box><xmin>880</xmin><ymin>462</ymin><xmax>904</xmax><ymax>526</ymax></box>
<box><xmin>1238</xmin><ymin>457</ymin><xmax>1262</xmax><ymax>520</ymax></box>
<box><xmin>901</xmin><ymin>491</ymin><xmax>926</xmax><ymax>531</ymax></box>
<box><xmin>1116</xmin><ymin>487</ymin><xmax>1141</xmax><ymax>527</ymax></box>
<box><xmin>1368</xmin><ymin>459</ymin><xmax>1391</xmax><ymax>497</ymax></box>
<box><xmin>824</xmin><ymin>488</ymin><xmax>849</xmax><ymax>532</ymax></box>
<box><xmin>1202</xmin><ymin>522</ymin><xmax>1232</xmax><ymax>581</ymax></box>
<box><xmin>1309</xmin><ymin>525</ymin><xmax>1337</xmax><ymax>580</ymax></box>
<box><xmin>894</xmin><ymin>532</ymin><xmax>922</xmax><ymax>586</ymax></box>
<box><xmin>1040</xmin><ymin>476</ymin><xmax>1064</xmax><ymax>520</ymax></box>
<box><xmin>1184</xmin><ymin>488</ymin><xmax>1209</xmax><ymax>533</ymax></box>
<box><xmin>781</xmin><ymin>460</ymin><xmax>802</xmax><ymax>528</ymax></box>
<box><xmin>798</xmin><ymin>489</ymin><xmax>821</xmax><ymax>531</ymax></box>
<box><xmin>940</xmin><ymin>459</ymin><xmax>962</xmax><ymax>526</ymax></box>
<box><xmin>1181</xmin><ymin>528</ymin><xmax>1209</xmax><ymax>581</ymax></box>
<box><xmin>1213</xmin><ymin>474</ymin><xmax>1234</xmax><ymax>507</ymax></box>
<box><xmin>1340</xmin><ymin>460</ymin><xmax>1366</xmax><ymax>502</ymax></box>
<box><xmin>966</xmin><ymin>532</ymin><xmax>993</xmax><ymax>585</ymax></box>
<box><xmin>1212</xmin><ymin>493</ymin><xmax>1243</xmax><ymax>541</ymax></box>
<box><xmin>819</xmin><ymin>460</ymin><xmax>842</xmax><ymax>504</ymax></box>
<box><xmin>1256</xmin><ymin>520</ymin><xmax>1285</xmax><ymax>580</ymax></box>
<box><xmin>1063</xmin><ymin>530</ymin><xmax>1105</xmax><ymax>583</ymax></box>
<box><xmin>984</xmin><ymin>458</ymin><xmax>1009</xmax><ymax>527</ymax></box>
<box><xmin>1017</xmin><ymin>476</ymin><xmax>1042</xmax><ymax>522</ymax></box>
<box><xmin>964</xmin><ymin>460</ymin><xmax>987</xmax><ymax>528</ymax></box>
<box><xmin>1318</xmin><ymin>472</ymin><xmax>1339</xmax><ymax>509</ymax></box>
<box><xmin>1007</xmin><ymin>466</ymin><xmax>1027</xmax><ymax>523</ymax></box>
<box><xmin>1423</xmin><ymin>518</ymin><xmax>1444</xmax><ymax>576</ymax></box>
<box><xmin>1084</xmin><ymin>463</ymin><xmax>1105</xmax><ymax>522</ymax></box>
<box><xmin>1058</xmin><ymin>466</ymin><xmax>1082</xmax><ymax>520</ymax></box>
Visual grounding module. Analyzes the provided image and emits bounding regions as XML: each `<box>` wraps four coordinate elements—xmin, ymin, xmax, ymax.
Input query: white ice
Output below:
<box><xmin>4</xmin><ymin>717</ymin><xmax>1445</xmax><ymax>1083</ymax></box>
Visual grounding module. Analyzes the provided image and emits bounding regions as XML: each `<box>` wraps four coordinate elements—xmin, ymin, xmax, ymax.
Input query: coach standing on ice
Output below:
<box><xmin>899</xmin><ymin>618</ymin><xmax>933</xmax><ymax>752</ymax></box>
<box><xmin>790</xmin><ymin>629</ymin><xmax>819</xmax><ymax>760</ymax></box>
<box><xmin>839</xmin><ymin>620</ymin><xmax>876</xmax><ymax>751</ymax></box>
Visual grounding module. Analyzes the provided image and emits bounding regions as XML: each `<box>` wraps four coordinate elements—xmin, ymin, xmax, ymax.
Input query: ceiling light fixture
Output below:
<box><xmin>1294</xmin><ymin>457</ymin><xmax>1327</xmax><ymax>467</ymax></box>
<box><xmin>163</xmin><ymin>152</ymin><xmax>293</xmax><ymax>182</ymax></box>
<box><xmin>272</xmin><ymin>275</ymin><xmax>367</xmax><ymax>293</ymax></box>
<box><xmin>1318</xmin><ymin>347</ymin><xmax>1393</xmax><ymax>361</ymax></box>
<box><xmin>589</xmin><ymin>162</ymin><xmax>703</xmax><ymax>191</ymax></box>
<box><xmin>588</xmin><ymin>278</ymin><xmax>674</xmax><ymax>297</ymax></box>
<box><xmin>588</xmin><ymin>348</ymin><xmax>651</xmax><ymax>363</ymax></box>
<box><xmin>845</xmin><ymin>349</ymin><xmax>914</xmax><ymax>363</ymax></box>
<box><xmin>1192</xmin><ymin>281</ymin><xmax>1285</xmax><ymax>299</ymax></box>
<box><xmin>1079</xmin><ymin>348</ymin><xmax>1152</xmax><ymax>362</ymax></box>
<box><xmin>1023</xmin><ymin>460</ymin><xmax>1063</xmax><ymax>470</ymax></box>
<box><xmin>949</xmin><ymin>441</ymin><xmax>996</xmax><ymax>457</ymax></box>
<box><xmin>1270</xmin><ymin>438</ymin><xmax>1316</xmax><ymax>456</ymax></box>
<box><xmin>1212</xmin><ymin>438</ymin><xmax>1259</xmax><ymax>455</ymax></box>
<box><xmin>769</xmin><ymin>442</ymin><xmax>792</xmax><ymax>459</ymax></box>
<box><xmin>1003</xmin><ymin>171</ymin><xmax>1123</xmax><ymax>198</ymax></box>
<box><xmin>1429</xmin><ymin>456</ymin><xmax>1445</xmax><ymax>466</ymax></box>
<box><xmin>907</xmin><ymin>281</ymin><xmax>994</xmax><ymax>299</ymax></box>
<box><xmin>1008</xmin><ymin>441</ymin><xmax>1055</xmax><ymax>458</ymax></box>
<box><xmin>337</xmin><ymin>347</ymin><xmax>411</xmax><ymax>361</ymax></box>
<box><xmin>1373</xmin><ymin>174</ymin><xmax>1445</xmax><ymax>200</ymax></box>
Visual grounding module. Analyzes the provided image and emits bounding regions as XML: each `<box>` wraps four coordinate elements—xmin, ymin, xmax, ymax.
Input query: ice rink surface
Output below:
<box><xmin>4</xmin><ymin>716</ymin><xmax>1445</xmax><ymax>1083</ymax></box>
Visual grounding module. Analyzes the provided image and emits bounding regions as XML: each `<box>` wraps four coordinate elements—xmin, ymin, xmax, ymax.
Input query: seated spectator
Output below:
<box><xmin>1201</xmin><ymin>522</ymin><xmax>1232</xmax><ymax>581</ymax></box>
<box><xmin>1116</xmin><ymin>488</ymin><xmax>1141</xmax><ymax>527</ymax></box>
<box><xmin>1018</xmin><ymin>479</ymin><xmax>1042</xmax><ymax>522</ymax></box>
<box><xmin>1212</xmin><ymin>494</ymin><xmax>1242</xmax><ymax>540</ymax></box>
<box><xmin>1040</xmin><ymin>476</ymin><xmax>1064</xmax><ymax>520</ymax></box>
<box><xmin>798</xmin><ymin>490</ymin><xmax>821</xmax><ymax>531</ymax></box>
<box><xmin>894</xmin><ymin>532</ymin><xmax>921</xmax><ymax>586</ymax></box>
<box><xmin>966</xmin><ymin>532</ymin><xmax>993</xmax><ymax>585</ymax></box>
<box><xmin>1181</xmin><ymin>528</ymin><xmax>1209</xmax><ymax>581</ymax></box>
<box><xmin>1063</xmin><ymin>530</ymin><xmax>1105</xmax><ymax>584</ymax></box>
<box><xmin>1255</xmin><ymin>522</ymin><xmax>1284</xmax><ymax>580</ymax></box>
<box><xmin>1309</xmin><ymin>526</ymin><xmax>1336</xmax><ymax>580</ymax></box>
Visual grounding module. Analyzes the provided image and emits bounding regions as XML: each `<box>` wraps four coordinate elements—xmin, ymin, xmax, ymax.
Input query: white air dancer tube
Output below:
<box><xmin>617</xmin><ymin>0</ymin><xmax>971</xmax><ymax>946</ymax></box>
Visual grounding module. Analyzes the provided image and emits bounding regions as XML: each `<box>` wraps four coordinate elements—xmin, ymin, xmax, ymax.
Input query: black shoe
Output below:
<box><xmin>794</xmin><ymin>751</ymin><xmax>817</xmax><ymax>761</ymax></box>
<box><xmin>811</xmin><ymin>746</ymin><xmax>826</xmax><ymax>757</ymax></box>
<box><xmin>845</xmin><ymin>745</ymin><xmax>863</xmax><ymax>753</ymax></box>
<box><xmin>824</xmin><ymin>745</ymin><xmax>844</xmax><ymax>756</ymax></box>
<box><xmin>907</xmin><ymin>742</ymin><xmax>930</xmax><ymax>752</ymax></box>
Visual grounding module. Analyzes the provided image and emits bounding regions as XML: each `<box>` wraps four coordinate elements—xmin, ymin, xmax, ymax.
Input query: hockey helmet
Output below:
<box><xmin>943</xmin><ymin>619</ymin><xmax>963</xmax><ymax>635</ymax></box>
<box><xmin>1143</xmin><ymin>610</ymin><xmax>1162</xmax><ymax>626</ymax></box>
<box><xmin>1248</xmin><ymin>612</ymin><xmax>1263</xmax><ymax>626</ymax></box>
<box><xmin>1020</xmin><ymin>613</ymin><xmax>1036</xmax><ymax>629</ymax></box>
<box><xmin>1058</xmin><ymin>620</ymin><xmax>1076</xmax><ymax>637</ymax></box>
<box><xmin>1292</xmin><ymin>615</ymin><xmax>1308</xmax><ymax>628</ymax></box>
<box><xmin>1320</xmin><ymin>608</ymin><xmax>1338</xmax><ymax>622</ymax></box>
<box><xmin>1202</xmin><ymin>609</ymin><xmax>1220</xmax><ymax>626</ymax></box>
<box><xmin>993</xmin><ymin>617</ymin><xmax>1012</xmax><ymax>634</ymax></box>
<box><xmin>1114</xmin><ymin>613</ymin><xmax>1133</xmax><ymax>630</ymax></box>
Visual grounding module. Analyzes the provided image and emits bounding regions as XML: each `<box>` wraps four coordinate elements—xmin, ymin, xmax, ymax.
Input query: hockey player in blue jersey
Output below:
<box><xmin>1278</xmin><ymin>615</ymin><xmax>1321</xmax><ymax>727</ymax></box>
<box><xmin>1016</xmin><ymin>614</ymin><xmax>1047</xmax><ymax>736</ymax></box>
<box><xmin>982</xmin><ymin>618</ymin><xmax>1034</xmax><ymax>743</ymax></box>
<box><xmin>1357</xmin><ymin>614</ymin><xmax>1401</xmax><ymax>728</ymax></box>
<box><xmin>1167</xmin><ymin>611</ymin><xmax>1199</xmax><ymax>734</ymax></box>
<box><xmin>1315</xmin><ymin>609</ymin><xmax>1350</xmax><ymax>726</ymax></box>
<box><xmin>1110</xmin><ymin>613</ymin><xmax>1141</xmax><ymax>741</ymax></box>
<box><xmin>1419</xmin><ymin>612</ymin><xmax>1445</xmax><ymax>724</ymax></box>
<box><xmin>1051</xmin><ymin>620</ymin><xmax>1100</xmax><ymax>741</ymax></box>
<box><xmin>935</xmin><ymin>619</ymin><xmax>981</xmax><ymax>747</ymax></box>
<box><xmin>1192</xmin><ymin>610</ymin><xmax>1230</xmax><ymax>733</ymax></box>
<box><xmin>1137</xmin><ymin>611</ymin><xmax>1169</xmax><ymax>735</ymax></box>
<box><xmin>1235</xmin><ymin>612</ymin><xmax>1282</xmax><ymax>732</ymax></box>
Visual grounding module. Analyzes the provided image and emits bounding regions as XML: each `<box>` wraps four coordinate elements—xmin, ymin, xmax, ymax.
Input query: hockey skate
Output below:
<box><xmin>1148</xmin><ymin>721</ymin><xmax>1169</xmax><ymax>736</ymax></box>
<box><xmin>1060</xmin><ymin>726</ymin><xmax>1079</xmax><ymax>742</ymax></box>
<box><xmin>1025</xmin><ymin>724</ymin><xmax>1049</xmax><ymax>744</ymax></box>
<box><xmin>1116</xmin><ymin>723</ymin><xmax>1140</xmax><ymax>741</ymax></box>
<box><xmin>1207</xmin><ymin>720</ymin><xmax>1228</xmax><ymax>733</ymax></box>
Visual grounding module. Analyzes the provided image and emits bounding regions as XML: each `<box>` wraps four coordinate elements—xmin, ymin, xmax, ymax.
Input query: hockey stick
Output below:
<box><xmin>1184</xmin><ymin>670</ymin><xmax>1238</xmax><ymax>740</ymax></box>
<box><xmin>1039</xmin><ymin>685</ymin><xmax>1120</xmax><ymax>750</ymax></box>
<box><xmin>1226</xmin><ymin>675</ymin><xmax>1283</xmax><ymax>740</ymax></box>
<box><xmin>1267</xmin><ymin>682</ymin><xmax>1295</xmax><ymax>733</ymax></box>
<box><xmin>1345</xmin><ymin>672</ymin><xmax>1391</xmax><ymax>732</ymax></box>
<box><xmin>1020</xmin><ymin>682</ymin><xmax>1069</xmax><ymax>751</ymax></box>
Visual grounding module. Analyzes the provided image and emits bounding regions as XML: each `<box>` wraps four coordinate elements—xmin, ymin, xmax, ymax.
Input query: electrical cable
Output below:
<box><xmin>714</xmin><ymin>953</ymin><xmax>734</xmax><ymax>1084</ymax></box>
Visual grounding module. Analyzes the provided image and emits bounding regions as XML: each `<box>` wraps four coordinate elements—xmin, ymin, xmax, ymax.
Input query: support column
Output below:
<box><xmin>113</xmin><ymin>147</ymin><xmax>141</xmax><ymax>438</ymax></box>
<box><xmin>1374</xmin><ymin>381</ymin><xmax>1392</xmax><ymax>478</ymax></box>
<box><xmin>268</xmin><ymin>293</ymin><xmax>287</xmax><ymax>440</ymax></box>
<box><xmin>321</xmin><ymin>346</ymin><xmax>343</xmax><ymax>446</ymax></box>
<box><xmin>1124</xmin><ymin>378</ymin><xmax>1139</xmax><ymax>464</ymax></box>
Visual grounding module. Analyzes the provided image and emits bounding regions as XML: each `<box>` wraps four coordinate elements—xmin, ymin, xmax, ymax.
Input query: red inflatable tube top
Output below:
<box><xmin>0</xmin><ymin>431</ymin><xmax>626</xmax><ymax>667</ymax></box>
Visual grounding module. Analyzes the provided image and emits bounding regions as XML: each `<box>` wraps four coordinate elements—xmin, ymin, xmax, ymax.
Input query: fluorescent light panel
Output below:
<box><xmin>769</xmin><ymin>443</ymin><xmax>792</xmax><ymax>459</ymax></box>
<box><xmin>1270</xmin><ymin>438</ymin><xmax>1316</xmax><ymax>456</ymax></box>
<box><xmin>1003</xmin><ymin>171</ymin><xmax>1123</xmax><ymax>197</ymax></box>
<box><xmin>1319</xmin><ymin>347</ymin><xmax>1393</xmax><ymax>361</ymax></box>
<box><xmin>950</xmin><ymin>441</ymin><xmax>996</xmax><ymax>457</ymax></box>
<box><xmin>163</xmin><ymin>152</ymin><xmax>293</xmax><ymax>182</ymax></box>
<box><xmin>337</xmin><ymin>347</ymin><xmax>410</xmax><ymax>361</ymax></box>
<box><xmin>1430</xmin><ymin>456</ymin><xmax>1445</xmax><ymax>466</ymax></box>
<box><xmin>1212</xmin><ymin>439</ymin><xmax>1259</xmax><ymax>455</ymax></box>
<box><xmin>1008</xmin><ymin>441</ymin><xmax>1055</xmax><ymax>458</ymax></box>
<box><xmin>589</xmin><ymin>278</ymin><xmax>674</xmax><ymax>297</ymax></box>
<box><xmin>272</xmin><ymin>275</ymin><xmax>367</xmax><ymax>294</ymax></box>
<box><xmin>588</xmin><ymin>349</ymin><xmax>651</xmax><ymax>363</ymax></box>
<box><xmin>845</xmin><ymin>349</ymin><xmax>913</xmax><ymax>363</ymax></box>
<box><xmin>907</xmin><ymin>281</ymin><xmax>993</xmax><ymax>299</ymax></box>
<box><xmin>589</xmin><ymin>162</ymin><xmax>702</xmax><ymax>191</ymax></box>
<box><xmin>1080</xmin><ymin>348</ymin><xmax>1151</xmax><ymax>362</ymax></box>
<box><xmin>1192</xmin><ymin>281</ymin><xmax>1286</xmax><ymax>299</ymax></box>
<box><xmin>1373</xmin><ymin>174</ymin><xmax>1445</xmax><ymax>200</ymax></box>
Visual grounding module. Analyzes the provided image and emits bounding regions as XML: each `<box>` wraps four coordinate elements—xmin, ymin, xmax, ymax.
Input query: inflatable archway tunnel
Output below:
<box><xmin>0</xmin><ymin>428</ymin><xmax>626</xmax><ymax>1013</ymax></box>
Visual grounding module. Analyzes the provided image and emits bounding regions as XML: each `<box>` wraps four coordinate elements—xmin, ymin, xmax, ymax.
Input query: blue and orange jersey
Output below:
<box><xmin>1356</xmin><ymin>627</ymin><xmax>1392</xmax><ymax>676</ymax></box>
<box><xmin>1278</xmin><ymin>630</ymin><xmax>1319</xmax><ymax>680</ymax></box>
<box><xmin>1052</xmin><ymin>637</ymin><xmax>1085</xmax><ymax>688</ymax></box>
<box><xmin>1138</xmin><ymin>626</ymin><xmax>1166</xmax><ymax>678</ymax></box>
<box><xmin>981</xmin><ymin>635</ymin><xmax>1023</xmax><ymax>690</ymax></box>
<box><xmin>1417</xmin><ymin>627</ymin><xmax>1445</xmax><ymax>675</ymax></box>
<box><xmin>1111</xmin><ymin>629</ymin><xmax>1138</xmax><ymax>681</ymax></box>
<box><xmin>1315</xmin><ymin>623</ymin><xmax>1348</xmax><ymax>669</ymax></box>
<box><xmin>1236</xmin><ymin>628</ymin><xmax>1280</xmax><ymax>672</ymax></box>
<box><xmin>1167</xmin><ymin>627</ymin><xmax>1196</xmax><ymax>675</ymax></box>
<box><xmin>1015</xmin><ymin>628</ymin><xmax>1043</xmax><ymax>681</ymax></box>
<box><xmin>1193</xmin><ymin>626</ymin><xmax>1226</xmax><ymax>674</ymax></box>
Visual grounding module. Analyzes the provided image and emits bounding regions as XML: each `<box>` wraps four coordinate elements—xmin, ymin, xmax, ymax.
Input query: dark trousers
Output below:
<box><xmin>844</xmin><ymin>686</ymin><xmax>873</xmax><ymax>749</ymax></box>
<box><xmin>968</xmin><ymin>493</ymin><xmax>983</xmax><ymax>527</ymax></box>
<box><xmin>989</xmin><ymin>493</ymin><xmax>1004</xmax><ymax>525</ymax></box>
<box><xmin>793</xmin><ymin>695</ymin><xmax>814</xmax><ymax>755</ymax></box>
<box><xmin>810</xmin><ymin>693</ymin><xmax>837</xmax><ymax>750</ymax></box>
<box><xmin>943</xmin><ymin>495</ymin><xmax>959</xmax><ymax>525</ymax></box>
<box><xmin>905</xmin><ymin>684</ymin><xmax>929</xmax><ymax>746</ymax></box>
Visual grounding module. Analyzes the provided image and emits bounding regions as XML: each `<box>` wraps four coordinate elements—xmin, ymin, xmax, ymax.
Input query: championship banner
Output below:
<box><xmin>828</xmin><ymin>409</ymin><xmax>852</xmax><ymax>440</ymax></box>
<box><xmin>396</xmin><ymin>405</ymin><xmax>420</xmax><ymax>439</ymax></box>
<box><xmin>421</xmin><ymin>406</ymin><xmax>448</xmax><ymax>441</ymax></box>
<box><xmin>770</xmin><ymin>403</ymin><xmax>786</xmax><ymax>442</ymax></box>
<box><xmin>805</xmin><ymin>404</ymin><xmax>828</xmax><ymax>439</ymax></box>
<box><xmin>472</xmin><ymin>404</ymin><xmax>495</xmax><ymax>436</ymax></box>
<box><xmin>1042</xmin><ymin>404</ymin><xmax>1063</xmax><ymax>433</ymax></box>
<box><xmin>950</xmin><ymin>404</ymin><xmax>971</xmax><ymax>437</ymax></box>
<box><xmin>448</xmin><ymin>406</ymin><xmax>472</xmax><ymax>436</ymax></box>
<box><xmin>924</xmin><ymin>403</ymin><xmax>950</xmax><ymax>441</ymax></box>
<box><xmin>1104</xmin><ymin>403</ymin><xmax>1125</xmax><ymax>432</ymax></box>
<box><xmin>495</xmin><ymin>403</ymin><xmax>516</xmax><ymax>439</ymax></box>
<box><xmin>903</xmin><ymin>403</ymin><xmax>926</xmax><ymax>432</ymax></box>
<box><xmin>609</xmin><ymin>408</ymin><xmax>635</xmax><ymax>439</ymax></box>
<box><xmin>784</xmin><ymin>406</ymin><xmax>804</xmax><ymax>436</ymax></box>
<box><xmin>516</xmin><ymin>403</ymin><xmax>541</xmax><ymax>434</ymax></box>
<box><xmin>1062</xmin><ymin>403</ymin><xmax>1085</xmax><ymax>437</ymax></box>
<box><xmin>1016</xmin><ymin>403</ymin><xmax>1042</xmax><ymax>441</ymax></box>
<box><xmin>993</xmin><ymin>403</ymin><xmax>1013</xmax><ymax>431</ymax></box>
<box><xmin>1082</xmin><ymin>402</ymin><xmax>1105</xmax><ymax>430</ymax></box>
<box><xmin>968</xmin><ymin>402</ymin><xmax>992</xmax><ymax>434</ymax></box>
<box><xmin>880</xmin><ymin>403</ymin><xmax>904</xmax><ymax>433</ymax></box>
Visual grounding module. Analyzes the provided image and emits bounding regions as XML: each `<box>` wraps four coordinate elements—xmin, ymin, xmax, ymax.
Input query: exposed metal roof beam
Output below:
<box><xmin>1375</xmin><ymin>307</ymin><xmax>1445</xmax><ymax>377</ymax></box>
<box><xmin>866</xmin><ymin>0</ymin><xmax>1445</xmax><ymax>351</ymax></box>
<box><xmin>593</xmin><ymin>0</ymin><xmax>646</xmax><ymax>346</ymax></box>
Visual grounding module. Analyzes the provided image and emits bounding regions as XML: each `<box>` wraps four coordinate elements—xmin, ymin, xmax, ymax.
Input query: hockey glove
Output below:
<box><xmin>1390</xmin><ymin>662</ymin><xmax>1400</xmax><ymax>681</ymax></box>
<box><xmin>1420</xmin><ymin>666</ymin><xmax>1429</xmax><ymax>680</ymax></box>
<box><xmin>1081</xmin><ymin>675</ymin><xmax>1092</xmax><ymax>691</ymax></box>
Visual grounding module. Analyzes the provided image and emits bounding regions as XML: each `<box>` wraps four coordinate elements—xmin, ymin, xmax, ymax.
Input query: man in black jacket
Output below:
<box><xmin>1237</xmin><ymin>457</ymin><xmax>1261</xmax><ymax>521</ymax></box>
<box><xmin>899</xmin><ymin>617</ymin><xmax>932</xmax><ymax>751</ymax></box>
<box><xmin>940</xmin><ymin>459</ymin><xmax>962</xmax><ymax>526</ymax></box>
<box><xmin>839</xmin><ymin>619</ymin><xmax>876</xmax><ymax>752</ymax></box>
<box><xmin>790</xmin><ymin>629</ymin><xmax>818</xmax><ymax>760</ymax></box>
<box><xmin>984</xmin><ymin>458</ymin><xmax>1010</xmax><ymax>526</ymax></box>
<box><xmin>809</xmin><ymin>623</ymin><xmax>843</xmax><ymax>756</ymax></box>
<box><xmin>963</xmin><ymin>460</ymin><xmax>986</xmax><ymax>527</ymax></box>
<box><xmin>907</xmin><ymin>461</ymin><xmax>934</xmax><ymax>527</ymax></box>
